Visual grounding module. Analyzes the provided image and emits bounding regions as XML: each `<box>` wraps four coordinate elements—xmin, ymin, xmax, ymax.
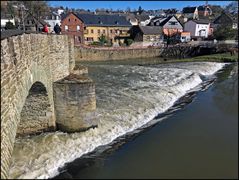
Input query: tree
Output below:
<box><xmin>99</xmin><ymin>34</ymin><xmax>107</xmax><ymax>45</ymax></box>
<box><xmin>126</xmin><ymin>7</ymin><xmax>131</xmax><ymax>13</ymax></box>
<box><xmin>213</xmin><ymin>25</ymin><xmax>238</xmax><ymax>40</ymax></box>
<box><xmin>138</xmin><ymin>6</ymin><xmax>143</xmax><ymax>14</ymax></box>
<box><xmin>224</xmin><ymin>1</ymin><xmax>238</xmax><ymax>14</ymax></box>
<box><xmin>20</xmin><ymin>1</ymin><xmax>50</xmax><ymax>32</ymax></box>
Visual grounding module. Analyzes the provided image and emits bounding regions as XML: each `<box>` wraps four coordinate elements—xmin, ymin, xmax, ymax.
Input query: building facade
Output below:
<box><xmin>184</xmin><ymin>19</ymin><xmax>210</xmax><ymax>39</ymax></box>
<box><xmin>77</xmin><ymin>14</ymin><xmax>132</xmax><ymax>45</ymax></box>
<box><xmin>130</xmin><ymin>25</ymin><xmax>164</xmax><ymax>46</ymax></box>
<box><xmin>44</xmin><ymin>12</ymin><xmax>62</xmax><ymax>33</ymax></box>
<box><xmin>61</xmin><ymin>12</ymin><xmax>84</xmax><ymax>44</ymax></box>
<box><xmin>149</xmin><ymin>15</ymin><xmax>183</xmax><ymax>37</ymax></box>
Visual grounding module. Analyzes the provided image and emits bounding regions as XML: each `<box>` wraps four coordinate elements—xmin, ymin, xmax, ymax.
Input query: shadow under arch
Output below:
<box><xmin>16</xmin><ymin>81</ymin><xmax>55</xmax><ymax>137</ymax></box>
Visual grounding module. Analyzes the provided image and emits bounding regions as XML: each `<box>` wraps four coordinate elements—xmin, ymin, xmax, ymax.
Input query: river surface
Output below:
<box><xmin>9</xmin><ymin>59</ymin><xmax>238</xmax><ymax>179</ymax></box>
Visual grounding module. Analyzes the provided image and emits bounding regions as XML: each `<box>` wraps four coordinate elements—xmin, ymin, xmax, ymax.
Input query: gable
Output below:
<box><xmin>162</xmin><ymin>16</ymin><xmax>183</xmax><ymax>29</ymax></box>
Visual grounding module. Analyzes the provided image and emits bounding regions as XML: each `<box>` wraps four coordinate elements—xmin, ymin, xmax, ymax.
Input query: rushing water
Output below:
<box><xmin>9</xmin><ymin>60</ymin><xmax>236</xmax><ymax>179</ymax></box>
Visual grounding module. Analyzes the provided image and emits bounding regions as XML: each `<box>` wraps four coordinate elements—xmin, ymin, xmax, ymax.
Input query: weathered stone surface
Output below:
<box><xmin>53</xmin><ymin>73</ymin><xmax>96</xmax><ymax>132</ymax></box>
<box><xmin>74</xmin><ymin>46</ymin><xmax>163</xmax><ymax>61</ymax></box>
<box><xmin>1</xmin><ymin>34</ymin><xmax>75</xmax><ymax>179</ymax></box>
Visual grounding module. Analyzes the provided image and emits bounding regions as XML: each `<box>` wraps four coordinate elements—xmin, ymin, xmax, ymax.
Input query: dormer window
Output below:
<box><xmin>98</xmin><ymin>21</ymin><xmax>103</xmax><ymax>24</ymax></box>
<box><xmin>115</xmin><ymin>21</ymin><xmax>119</xmax><ymax>25</ymax></box>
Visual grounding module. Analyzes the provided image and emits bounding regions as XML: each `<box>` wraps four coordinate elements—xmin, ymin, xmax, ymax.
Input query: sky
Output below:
<box><xmin>49</xmin><ymin>1</ymin><xmax>233</xmax><ymax>11</ymax></box>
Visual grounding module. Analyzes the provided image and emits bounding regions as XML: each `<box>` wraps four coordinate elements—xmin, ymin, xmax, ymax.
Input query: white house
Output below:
<box><xmin>44</xmin><ymin>11</ymin><xmax>62</xmax><ymax>33</ymax></box>
<box><xmin>1</xmin><ymin>14</ymin><xmax>15</xmax><ymax>30</ymax></box>
<box><xmin>184</xmin><ymin>19</ymin><xmax>210</xmax><ymax>39</ymax></box>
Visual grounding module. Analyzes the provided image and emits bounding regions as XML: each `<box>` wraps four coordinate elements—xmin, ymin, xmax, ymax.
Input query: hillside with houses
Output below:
<box><xmin>1</xmin><ymin>1</ymin><xmax>238</xmax><ymax>47</ymax></box>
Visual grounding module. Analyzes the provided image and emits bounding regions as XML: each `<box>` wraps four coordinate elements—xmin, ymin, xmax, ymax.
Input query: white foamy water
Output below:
<box><xmin>9</xmin><ymin>62</ymin><xmax>225</xmax><ymax>179</ymax></box>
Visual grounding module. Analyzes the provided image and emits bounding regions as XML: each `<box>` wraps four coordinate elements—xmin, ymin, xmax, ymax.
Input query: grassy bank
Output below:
<box><xmin>176</xmin><ymin>53</ymin><xmax>238</xmax><ymax>63</ymax></box>
<box><xmin>78</xmin><ymin>52</ymin><xmax>238</xmax><ymax>66</ymax></box>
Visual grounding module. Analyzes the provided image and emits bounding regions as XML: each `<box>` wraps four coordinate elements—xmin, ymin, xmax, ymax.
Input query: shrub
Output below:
<box><xmin>5</xmin><ymin>21</ymin><xmax>15</xmax><ymax>30</ymax></box>
<box><xmin>124</xmin><ymin>38</ymin><xmax>134</xmax><ymax>46</ymax></box>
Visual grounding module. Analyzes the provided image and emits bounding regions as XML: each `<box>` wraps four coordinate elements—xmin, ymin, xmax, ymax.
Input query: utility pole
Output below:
<box><xmin>13</xmin><ymin>3</ymin><xmax>27</xmax><ymax>31</ymax></box>
<box><xmin>20</xmin><ymin>4</ymin><xmax>25</xmax><ymax>31</ymax></box>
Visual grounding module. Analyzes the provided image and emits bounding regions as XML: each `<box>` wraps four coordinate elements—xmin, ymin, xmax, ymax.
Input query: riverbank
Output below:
<box><xmin>78</xmin><ymin>52</ymin><xmax>238</xmax><ymax>67</ymax></box>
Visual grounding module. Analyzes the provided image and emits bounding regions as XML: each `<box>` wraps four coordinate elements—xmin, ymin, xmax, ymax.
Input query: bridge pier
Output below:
<box><xmin>53</xmin><ymin>71</ymin><xmax>97</xmax><ymax>132</ymax></box>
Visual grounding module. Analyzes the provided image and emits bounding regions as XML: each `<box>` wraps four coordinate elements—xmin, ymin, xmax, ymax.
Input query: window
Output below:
<box><xmin>103</xmin><ymin>29</ymin><xmax>106</xmax><ymax>34</ymax></box>
<box><xmin>75</xmin><ymin>19</ymin><xmax>77</xmax><ymax>21</ymax></box>
<box><xmin>78</xmin><ymin>36</ymin><xmax>81</xmax><ymax>42</ymax></box>
<box><xmin>98</xmin><ymin>29</ymin><xmax>100</xmax><ymax>34</ymax></box>
<box><xmin>120</xmin><ymin>30</ymin><xmax>122</xmax><ymax>34</ymax></box>
<box><xmin>169</xmin><ymin>21</ymin><xmax>177</xmax><ymax>25</ymax></box>
<box><xmin>110</xmin><ymin>30</ymin><xmax>113</xmax><ymax>33</ymax></box>
<box><xmin>87</xmin><ymin>37</ymin><xmax>93</xmax><ymax>41</ymax></box>
<box><xmin>91</xmin><ymin>29</ymin><xmax>94</xmax><ymax>33</ymax></box>
<box><xmin>68</xmin><ymin>18</ymin><xmax>70</xmax><ymax>22</ymax></box>
<box><xmin>77</xmin><ymin>25</ymin><xmax>80</xmax><ymax>31</ymax></box>
<box><xmin>65</xmin><ymin>25</ymin><xmax>68</xmax><ymax>31</ymax></box>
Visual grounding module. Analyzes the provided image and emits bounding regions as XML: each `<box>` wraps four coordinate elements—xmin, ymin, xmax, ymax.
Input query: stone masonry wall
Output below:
<box><xmin>53</xmin><ymin>73</ymin><xmax>96</xmax><ymax>132</ymax></box>
<box><xmin>1</xmin><ymin>34</ymin><xmax>73</xmax><ymax>179</ymax></box>
<box><xmin>74</xmin><ymin>46</ymin><xmax>163</xmax><ymax>61</ymax></box>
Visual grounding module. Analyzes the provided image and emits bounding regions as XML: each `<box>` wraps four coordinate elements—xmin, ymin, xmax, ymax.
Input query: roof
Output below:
<box><xmin>135</xmin><ymin>15</ymin><xmax>150</xmax><ymax>22</ymax></box>
<box><xmin>197</xmin><ymin>6</ymin><xmax>206</xmax><ymax>11</ymax></box>
<box><xmin>139</xmin><ymin>26</ymin><xmax>162</xmax><ymax>35</ymax></box>
<box><xmin>213</xmin><ymin>12</ymin><xmax>236</xmax><ymax>24</ymax></box>
<box><xmin>182</xmin><ymin>7</ymin><xmax>197</xmax><ymax>13</ymax></box>
<box><xmin>191</xmin><ymin>19</ymin><xmax>210</xmax><ymax>24</ymax></box>
<box><xmin>76</xmin><ymin>13</ymin><xmax>132</xmax><ymax>27</ymax></box>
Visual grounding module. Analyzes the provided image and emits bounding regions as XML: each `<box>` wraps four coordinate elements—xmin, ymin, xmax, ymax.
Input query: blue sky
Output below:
<box><xmin>49</xmin><ymin>1</ymin><xmax>232</xmax><ymax>11</ymax></box>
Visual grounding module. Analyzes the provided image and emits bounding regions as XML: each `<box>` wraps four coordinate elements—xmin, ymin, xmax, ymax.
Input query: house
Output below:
<box><xmin>180</xmin><ymin>32</ymin><xmax>191</xmax><ymax>42</ymax></box>
<box><xmin>135</xmin><ymin>15</ymin><xmax>152</xmax><ymax>26</ymax></box>
<box><xmin>1</xmin><ymin>13</ymin><xmax>15</xmax><ymax>30</ymax></box>
<box><xmin>44</xmin><ymin>12</ymin><xmax>62</xmax><ymax>32</ymax></box>
<box><xmin>123</xmin><ymin>13</ymin><xmax>138</xmax><ymax>25</ymax></box>
<box><xmin>61</xmin><ymin>12</ymin><xmax>85</xmax><ymax>44</ymax></box>
<box><xmin>197</xmin><ymin>5</ymin><xmax>212</xmax><ymax>17</ymax></box>
<box><xmin>24</xmin><ymin>13</ymin><xmax>50</xmax><ymax>32</ymax></box>
<box><xmin>76</xmin><ymin>13</ymin><xmax>132</xmax><ymax>45</ymax></box>
<box><xmin>184</xmin><ymin>19</ymin><xmax>210</xmax><ymax>39</ymax></box>
<box><xmin>182</xmin><ymin>7</ymin><xmax>199</xmax><ymax>20</ymax></box>
<box><xmin>213</xmin><ymin>12</ymin><xmax>238</xmax><ymax>29</ymax></box>
<box><xmin>148</xmin><ymin>15</ymin><xmax>183</xmax><ymax>37</ymax></box>
<box><xmin>130</xmin><ymin>26</ymin><xmax>163</xmax><ymax>46</ymax></box>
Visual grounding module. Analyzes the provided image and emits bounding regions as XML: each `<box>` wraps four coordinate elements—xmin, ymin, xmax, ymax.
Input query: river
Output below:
<box><xmin>9</xmin><ymin>60</ymin><xmax>238</xmax><ymax>179</ymax></box>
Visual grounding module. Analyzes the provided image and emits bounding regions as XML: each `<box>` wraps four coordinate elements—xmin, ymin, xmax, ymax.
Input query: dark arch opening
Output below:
<box><xmin>16</xmin><ymin>81</ymin><xmax>55</xmax><ymax>137</ymax></box>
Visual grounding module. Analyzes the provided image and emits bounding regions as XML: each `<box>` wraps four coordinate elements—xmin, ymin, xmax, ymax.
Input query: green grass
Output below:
<box><xmin>181</xmin><ymin>53</ymin><xmax>238</xmax><ymax>62</ymax></box>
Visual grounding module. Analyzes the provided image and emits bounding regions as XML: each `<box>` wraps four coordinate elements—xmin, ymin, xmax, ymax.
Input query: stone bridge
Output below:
<box><xmin>1</xmin><ymin>34</ymin><xmax>96</xmax><ymax>179</ymax></box>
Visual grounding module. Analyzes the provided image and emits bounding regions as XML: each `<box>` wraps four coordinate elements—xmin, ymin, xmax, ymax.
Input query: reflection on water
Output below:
<box><xmin>212</xmin><ymin>64</ymin><xmax>238</xmax><ymax>115</ymax></box>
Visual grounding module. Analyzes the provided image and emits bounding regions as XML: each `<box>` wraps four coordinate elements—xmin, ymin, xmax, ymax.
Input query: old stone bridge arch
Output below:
<box><xmin>1</xmin><ymin>33</ymin><xmax>75</xmax><ymax>179</ymax></box>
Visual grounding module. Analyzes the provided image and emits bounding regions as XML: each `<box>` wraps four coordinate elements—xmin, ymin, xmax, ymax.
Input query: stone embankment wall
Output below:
<box><xmin>1</xmin><ymin>34</ymin><xmax>74</xmax><ymax>179</ymax></box>
<box><xmin>74</xmin><ymin>44</ymin><xmax>235</xmax><ymax>61</ymax></box>
<box><xmin>74</xmin><ymin>46</ymin><xmax>163</xmax><ymax>61</ymax></box>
